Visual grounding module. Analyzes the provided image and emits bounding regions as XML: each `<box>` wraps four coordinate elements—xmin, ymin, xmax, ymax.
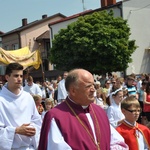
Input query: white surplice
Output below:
<box><xmin>0</xmin><ymin>84</ymin><xmax>42</xmax><ymax>150</ymax></box>
<box><xmin>107</xmin><ymin>102</ymin><xmax>125</xmax><ymax>128</ymax></box>
<box><xmin>23</xmin><ymin>83</ymin><xmax>42</xmax><ymax>97</ymax></box>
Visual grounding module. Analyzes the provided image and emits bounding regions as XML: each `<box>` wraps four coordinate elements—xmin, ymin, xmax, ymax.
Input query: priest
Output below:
<box><xmin>39</xmin><ymin>68</ymin><xmax>128</xmax><ymax>150</ymax></box>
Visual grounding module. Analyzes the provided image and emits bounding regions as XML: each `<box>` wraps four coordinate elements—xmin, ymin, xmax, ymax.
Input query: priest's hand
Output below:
<box><xmin>15</xmin><ymin>123</ymin><xmax>36</xmax><ymax>136</ymax></box>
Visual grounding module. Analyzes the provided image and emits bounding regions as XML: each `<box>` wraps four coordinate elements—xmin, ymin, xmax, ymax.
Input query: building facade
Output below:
<box><xmin>0</xmin><ymin>13</ymin><xmax>66</xmax><ymax>72</ymax></box>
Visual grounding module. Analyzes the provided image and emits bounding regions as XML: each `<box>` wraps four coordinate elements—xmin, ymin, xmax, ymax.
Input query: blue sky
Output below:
<box><xmin>0</xmin><ymin>0</ymin><xmax>121</xmax><ymax>32</ymax></box>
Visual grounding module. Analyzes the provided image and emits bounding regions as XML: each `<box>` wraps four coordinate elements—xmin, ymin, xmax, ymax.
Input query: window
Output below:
<box><xmin>5</xmin><ymin>45</ymin><xmax>9</xmax><ymax>50</ymax></box>
<box><xmin>12</xmin><ymin>44</ymin><xmax>19</xmax><ymax>50</ymax></box>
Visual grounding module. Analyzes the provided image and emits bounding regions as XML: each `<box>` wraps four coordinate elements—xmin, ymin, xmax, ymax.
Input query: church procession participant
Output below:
<box><xmin>57</xmin><ymin>71</ymin><xmax>68</xmax><ymax>104</ymax></box>
<box><xmin>94</xmin><ymin>88</ymin><xmax>108</xmax><ymax>111</ymax></box>
<box><xmin>107</xmin><ymin>89</ymin><xmax>125</xmax><ymax>128</ymax></box>
<box><xmin>0</xmin><ymin>63</ymin><xmax>42</xmax><ymax>150</ymax></box>
<box><xmin>116</xmin><ymin>96</ymin><xmax>150</xmax><ymax>150</ymax></box>
<box><xmin>41</xmin><ymin>97</ymin><xmax>55</xmax><ymax>120</ymax></box>
<box><xmin>33</xmin><ymin>94</ymin><xmax>44</xmax><ymax>115</ymax></box>
<box><xmin>23</xmin><ymin>75</ymin><xmax>42</xmax><ymax>97</ymax></box>
<box><xmin>43</xmin><ymin>80</ymin><xmax>55</xmax><ymax>99</ymax></box>
<box><xmin>38</xmin><ymin>68</ymin><xmax>128</xmax><ymax>150</ymax></box>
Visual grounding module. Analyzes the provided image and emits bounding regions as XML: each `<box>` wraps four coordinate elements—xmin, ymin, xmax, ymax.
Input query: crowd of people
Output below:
<box><xmin>0</xmin><ymin>62</ymin><xmax>150</xmax><ymax>149</ymax></box>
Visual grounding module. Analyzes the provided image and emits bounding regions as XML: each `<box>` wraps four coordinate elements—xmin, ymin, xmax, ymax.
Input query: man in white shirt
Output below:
<box><xmin>136</xmin><ymin>76</ymin><xmax>142</xmax><ymax>91</ymax></box>
<box><xmin>57</xmin><ymin>71</ymin><xmax>68</xmax><ymax>104</ymax></box>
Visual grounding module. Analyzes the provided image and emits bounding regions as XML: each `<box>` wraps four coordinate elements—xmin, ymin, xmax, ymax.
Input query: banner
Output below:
<box><xmin>0</xmin><ymin>47</ymin><xmax>42</xmax><ymax>69</ymax></box>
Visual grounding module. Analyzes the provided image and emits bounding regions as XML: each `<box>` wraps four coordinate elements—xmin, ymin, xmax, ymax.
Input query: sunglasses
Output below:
<box><xmin>124</xmin><ymin>108</ymin><xmax>142</xmax><ymax>114</ymax></box>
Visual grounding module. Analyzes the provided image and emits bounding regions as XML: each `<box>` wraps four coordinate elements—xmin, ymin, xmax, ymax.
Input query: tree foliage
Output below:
<box><xmin>50</xmin><ymin>10</ymin><xmax>137</xmax><ymax>74</ymax></box>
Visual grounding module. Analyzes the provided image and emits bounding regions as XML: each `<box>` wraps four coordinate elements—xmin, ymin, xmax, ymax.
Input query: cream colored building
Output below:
<box><xmin>0</xmin><ymin>13</ymin><xmax>66</xmax><ymax>72</ymax></box>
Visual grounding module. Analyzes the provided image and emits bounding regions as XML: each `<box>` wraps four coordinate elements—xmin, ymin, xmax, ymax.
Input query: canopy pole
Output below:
<box><xmin>38</xmin><ymin>43</ymin><xmax>49</xmax><ymax>98</ymax></box>
<box><xmin>38</xmin><ymin>43</ymin><xmax>45</xmax><ymax>82</ymax></box>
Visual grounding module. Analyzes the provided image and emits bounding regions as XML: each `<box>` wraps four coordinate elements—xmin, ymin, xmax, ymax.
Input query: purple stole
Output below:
<box><xmin>38</xmin><ymin>97</ymin><xmax>110</xmax><ymax>150</ymax></box>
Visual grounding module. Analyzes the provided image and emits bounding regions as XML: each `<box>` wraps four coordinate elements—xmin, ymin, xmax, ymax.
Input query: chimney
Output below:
<box><xmin>107</xmin><ymin>0</ymin><xmax>116</xmax><ymax>6</ymax></box>
<box><xmin>101</xmin><ymin>0</ymin><xmax>116</xmax><ymax>7</ymax></box>
<box><xmin>22</xmin><ymin>18</ymin><xmax>27</xmax><ymax>26</ymax></box>
<box><xmin>42</xmin><ymin>14</ymin><xmax>47</xmax><ymax>19</ymax></box>
<box><xmin>101</xmin><ymin>0</ymin><xmax>107</xmax><ymax>7</ymax></box>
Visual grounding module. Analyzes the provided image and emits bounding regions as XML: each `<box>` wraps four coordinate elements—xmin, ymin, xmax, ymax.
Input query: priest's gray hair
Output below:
<box><xmin>65</xmin><ymin>69</ymin><xmax>80</xmax><ymax>92</ymax></box>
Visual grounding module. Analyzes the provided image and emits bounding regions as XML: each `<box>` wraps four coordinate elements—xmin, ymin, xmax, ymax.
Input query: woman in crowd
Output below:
<box><xmin>143</xmin><ymin>82</ymin><xmax>150</xmax><ymax>128</ymax></box>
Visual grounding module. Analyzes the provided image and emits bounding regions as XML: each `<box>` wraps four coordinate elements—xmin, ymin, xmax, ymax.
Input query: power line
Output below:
<box><xmin>130</xmin><ymin>3</ymin><xmax>150</xmax><ymax>12</ymax></box>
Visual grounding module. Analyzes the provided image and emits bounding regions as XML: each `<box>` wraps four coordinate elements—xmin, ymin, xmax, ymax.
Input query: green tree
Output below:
<box><xmin>50</xmin><ymin>10</ymin><xmax>137</xmax><ymax>74</ymax></box>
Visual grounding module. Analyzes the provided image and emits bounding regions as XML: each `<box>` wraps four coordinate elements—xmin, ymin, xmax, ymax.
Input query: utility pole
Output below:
<box><xmin>81</xmin><ymin>0</ymin><xmax>86</xmax><ymax>11</ymax></box>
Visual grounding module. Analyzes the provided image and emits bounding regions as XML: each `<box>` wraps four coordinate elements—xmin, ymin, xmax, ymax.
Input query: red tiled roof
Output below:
<box><xmin>0</xmin><ymin>31</ymin><xmax>4</xmax><ymax>34</ymax></box>
<box><xmin>49</xmin><ymin>10</ymin><xmax>93</xmax><ymax>26</ymax></box>
<box><xmin>49</xmin><ymin>1</ymin><xmax>122</xmax><ymax>26</ymax></box>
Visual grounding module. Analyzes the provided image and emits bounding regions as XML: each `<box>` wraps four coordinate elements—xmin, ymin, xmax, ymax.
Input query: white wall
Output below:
<box><xmin>50</xmin><ymin>18</ymin><xmax>78</xmax><ymax>49</ymax></box>
<box><xmin>123</xmin><ymin>0</ymin><xmax>150</xmax><ymax>74</ymax></box>
<box><xmin>50</xmin><ymin>7</ymin><xmax>121</xmax><ymax>40</ymax></box>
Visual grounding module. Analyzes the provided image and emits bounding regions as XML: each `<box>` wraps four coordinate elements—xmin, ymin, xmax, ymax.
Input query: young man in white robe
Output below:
<box><xmin>0</xmin><ymin>63</ymin><xmax>42</xmax><ymax>150</ymax></box>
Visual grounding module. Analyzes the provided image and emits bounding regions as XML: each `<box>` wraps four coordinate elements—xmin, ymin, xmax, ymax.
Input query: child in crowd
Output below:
<box><xmin>116</xmin><ymin>96</ymin><xmax>150</xmax><ymax>150</ymax></box>
<box><xmin>94</xmin><ymin>88</ymin><xmax>108</xmax><ymax>111</ymax></box>
<box><xmin>41</xmin><ymin>98</ymin><xmax>55</xmax><ymax>120</ymax></box>
<box><xmin>33</xmin><ymin>95</ymin><xmax>44</xmax><ymax>115</ymax></box>
<box><xmin>102</xmin><ymin>79</ymin><xmax>111</xmax><ymax>105</ymax></box>
<box><xmin>107</xmin><ymin>89</ymin><xmax>125</xmax><ymax>128</ymax></box>
<box><xmin>122</xmin><ymin>87</ymin><xmax>129</xmax><ymax>100</ymax></box>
